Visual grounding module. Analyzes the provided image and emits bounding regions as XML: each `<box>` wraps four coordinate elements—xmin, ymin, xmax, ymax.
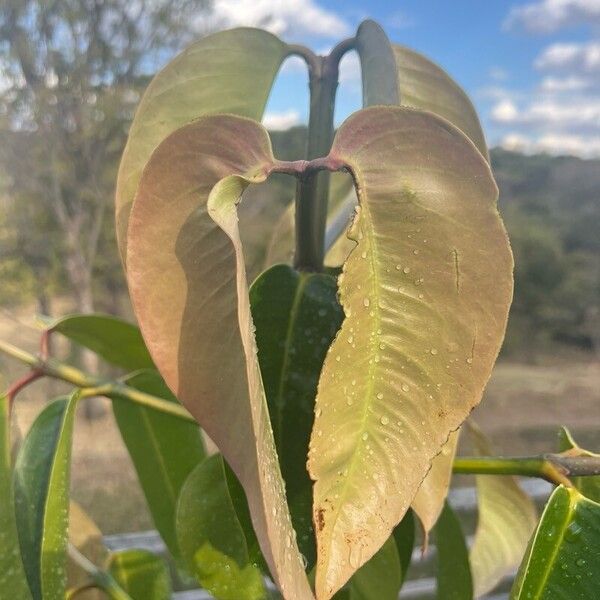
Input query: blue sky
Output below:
<box><xmin>210</xmin><ymin>0</ymin><xmax>600</xmax><ymax>157</ymax></box>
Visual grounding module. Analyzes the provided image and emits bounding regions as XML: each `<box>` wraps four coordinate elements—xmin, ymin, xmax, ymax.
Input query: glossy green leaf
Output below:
<box><xmin>47</xmin><ymin>313</ymin><xmax>153</xmax><ymax>370</ymax></box>
<box><xmin>0</xmin><ymin>394</ymin><xmax>32</xmax><ymax>599</ymax></box>
<box><xmin>127</xmin><ymin>115</ymin><xmax>312</xmax><ymax>599</ymax></box>
<box><xmin>14</xmin><ymin>393</ymin><xmax>80</xmax><ymax>600</ymax></box>
<box><xmin>558</xmin><ymin>426</ymin><xmax>600</xmax><ymax>502</ymax></box>
<box><xmin>116</xmin><ymin>27</ymin><xmax>288</xmax><ymax>261</ymax></box>
<box><xmin>250</xmin><ymin>264</ymin><xmax>343</xmax><ymax>567</ymax></box>
<box><xmin>176</xmin><ymin>455</ymin><xmax>266</xmax><ymax>600</ymax></box>
<box><xmin>355</xmin><ymin>20</ymin><xmax>399</xmax><ymax>107</ymax></box>
<box><xmin>511</xmin><ymin>485</ymin><xmax>600</xmax><ymax>600</ymax></box>
<box><xmin>435</xmin><ymin>503</ymin><xmax>473</xmax><ymax>600</ymax></box>
<box><xmin>108</xmin><ymin>549</ymin><xmax>170</xmax><ymax>600</ymax></box>
<box><xmin>112</xmin><ymin>370</ymin><xmax>205</xmax><ymax>558</ymax></box>
<box><xmin>469</xmin><ymin>425</ymin><xmax>537</xmax><ymax>597</ymax></box>
<box><xmin>309</xmin><ymin>106</ymin><xmax>512</xmax><ymax>598</ymax></box>
<box><xmin>392</xmin><ymin>45</ymin><xmax>488</xmax><ymax>159</ymax></box>
<box><xmin>412</xmin><ymin>429</ymin><xmax>460</xmax><ymax>537</ymax></box>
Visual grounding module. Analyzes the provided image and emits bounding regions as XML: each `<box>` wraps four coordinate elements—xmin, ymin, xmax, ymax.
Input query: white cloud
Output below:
<box><xmin>491</xmin><ymin>96</ymin><xmax>600</xmax><ymax>130</ymax></box>
<box><xmin>539</xmin><ymin>75</ymin><xmax>594</xmax><ymax>91</ymax></box>
<box><xmin>535</xmin><ymin>42</ymin><xmax>600</xmax><ymax>73</ymax></box>
<box><xmin>489</xmin><ymin>67</ymin><xmax>509</xmax><ymax>81</ymax></box>
<box><xmin>500</xmin><ymin>131</ymin><xmax>600</xmax><ymax>156</ymax></box>
<box><xmin>262</xmin><ymin>109</ymin><xmax>302</xmax><ymax>130</ymax></box>
<box><xmin>505</xmin><ymin>0</ymin><xmax>600</xmax><ymax>33</ymax></box>
<box><xmin>211</xmin><ymin>0</ymin><xmax>350</xmax><ymax>40</ymax></box>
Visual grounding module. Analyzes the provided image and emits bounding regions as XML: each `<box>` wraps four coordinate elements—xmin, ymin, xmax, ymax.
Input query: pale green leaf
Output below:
<box><xmin>126</xmin><ymin>115</ymin><xmax>312</xmax><ymax>599</ymax></box>
<box><xmin>511</xmin><ymin>486</ymin><xmax>600</xmax><ymax>599</ymax></box>
<box><xmin>14</xmin><ymin>393</ymin><xmax>80</xmax><ymax>600</ymax></box>
<box><xmin>469</xmin><ymin>425</ymin><xmax>538</xmax><ymax>598</ymax></box>
<box><xmin>392</xmin><ymin>45</ymin><xmax>488</xmax><ymax>159</ymax></box>
<box><xmin>116</xmin><ymin>27</ymin><xmax>288</xmax><ymax>261</ymax></box>
<box><xmin>308</xmin><ymin>106</ymin><xmax>512</xmax><ymax>598</ymax></box>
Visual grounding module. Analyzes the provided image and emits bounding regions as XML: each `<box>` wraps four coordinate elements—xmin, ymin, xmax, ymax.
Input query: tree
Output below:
<box><xmin>0</xmin><ymin>0</ymin><xmax>212</xmax><ymax>316</ymax></box>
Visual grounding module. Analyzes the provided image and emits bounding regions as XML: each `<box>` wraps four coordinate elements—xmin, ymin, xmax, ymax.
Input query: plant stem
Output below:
<box><xmin>453</xmin><ymin>454</ymin><xmax>600</xmax><ymax>487</ymax></box>
<box><xmin>68</xmin><ymin>544</ymin><xmax>132</xmax><ymax>600</ymax></box>
<box><xmin>292</xmin><ymin>38</ymin><xmax>355</xmax><ymax>271</ymax></box>
<box><xmin>0</xmin><ymin>339</ymin><xmax>195</xmax><ymax>422</ymax></box>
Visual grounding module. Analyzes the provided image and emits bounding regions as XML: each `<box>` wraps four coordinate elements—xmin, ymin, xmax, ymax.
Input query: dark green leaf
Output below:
<box><xmin>112</xmin><ymin>370</ymin><xmax>205</xmax><ymax>558</ymax></box>
<box><xmin>355</xmin><ymin>20</ymin><xmax>399</xmax><ymax>107</ymax></box>
<box><xmin>47</xmin><ymin>313</ymin><xmax>153</xmax><ymax>370</ymax></box>
<box><xmin>176</xmin><ymin>455</ymin><xmax>266</xmax><ymax>600</ymax></box>
<box><xmin>250</xmin><ymin>264</ymin><xmax>343</xmax><ymax>567</ymax></box>
<box><xmin>348</xmin><ymin>537</ymin><xmax>402</xmax><ymax>600</ymax></box>
<box><xmin>435</xmin><ymin>503</ymin><xmax>473</xmax><ymax>600</ymax></box>
<box><xmin>0</xmin><ymin>394</ymin><xmax>32</xmax><ymax>598</ymax></box>
<box><xmin>511</xmin><ymin>485</ymin><xmax>600</xmax><ymax>599</ymax></box>
<box><xmin>557</xmin><ymin>426</ymin><xmax>600</xmax><ymax>502</ymax></box>
<box><xmin>14</xmin><ymin>393</ymin><xmax>80</xmax><ymax>600</ymax></box>
<box><xmin>392</xmin><ymin>509</ymin><xmax>415</xmax><ymax>582</ymax></box>
<box><xmin>108</xmin><ymin>549</ymin><xmax>170</xmax><ymax>600</ymax></box>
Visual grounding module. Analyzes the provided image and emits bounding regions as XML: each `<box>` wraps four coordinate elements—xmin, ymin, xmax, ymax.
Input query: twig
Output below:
<box><xmin>0</xmin><ymin>339</ymin><xmax>195</xmax><ymax>423</ymax></box>
<box><xmin>453</xmin><ymin>454</ymin><xmax>600</xmax><ymax>487</ymax></box>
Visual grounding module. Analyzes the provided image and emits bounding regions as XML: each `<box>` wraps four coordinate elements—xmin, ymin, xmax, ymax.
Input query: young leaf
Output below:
<box><xmin>468</xmin><ymin>425</ymin><xmax>538</xmax><ymax>597</ymax></box>
<box><xmin>392</xmin><ymin>45</ymin><xmax>488</xmax><ymax>159</ymax></box>
<box><xmin>126</xmin><ymin>115</ymin><xmax>312</xmax><ymax>599</ymax></box>
<box><xmin>47</xmin><ymin>313</ymin><xmax>153</xmax><ymax>370</ymax></box>
<box><xmin>0</xmin><ymin>394</ymin><xmax>32</xmax><ymax>599</ymax></box>
<box><xmin>108</xmin><ymin>549</ymin><xmax>171</xmax><ymax>600</ymax></box>
<box><xmin>176</xmin><ymin>455</ymin><xmax>266</xmax><ymax>600</ymax></box>
<box><xmin>434</xmin><ymin>503</ymin><xmax>473</xmax><ymax>600</ymax></box>
<box><xmin>412</xmin><ymin>429</ymin><xmax>460</xmax><ymax>537</ymax></box>
<box><xmin>309</xmin><ymin>106</ymin><xmax>513</xmax><ymax>598</ymax></box>
<box><xmin>557</xmin><ymin>426</ymin><xmax>600</xmax><ymax>502</ymax></box>
<box><xmin>112</xmin><ymin>370</ymin><xmax>206</xmax><ymax>558</ymax></box>
<box><xmin>355</xmin><ymin>20</ymin><xmax>399</xmax><ymax>107</ymax></box>
<box><xmin>116</xmin><ymin>27</ymin><xmax>288</xmax><ymax>261</ymax></box>
<box><xmin>13</xmin><ymin>393</ymin><xmax>80</xmax><ymax>600</ymax></box>
<box><xmin>250</xmin><ymin>264</ymin><xmax>343</xmax><ymax>567</ymax></box>
<box><xmin>511</xmin><ymin>486</ymin><xmax>600</xmax><ymax>600</ymax></box>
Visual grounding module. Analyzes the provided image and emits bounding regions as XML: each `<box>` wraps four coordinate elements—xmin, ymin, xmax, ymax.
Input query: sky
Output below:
<box><xmin>208</xmin><ymin>0</ymin><xmax>600</xmax><ymax>158</ymax></box>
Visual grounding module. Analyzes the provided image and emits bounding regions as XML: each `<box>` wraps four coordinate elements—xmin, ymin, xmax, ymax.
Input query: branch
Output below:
<box><xmin>0</xmin><ymin>339</ymin><xmax>195</xmax><ymax>423</ymax></box>
<box><xmin>453</xmin><ymin>454</ymin><xmax>600</xmax><ymax>487</ymax></box>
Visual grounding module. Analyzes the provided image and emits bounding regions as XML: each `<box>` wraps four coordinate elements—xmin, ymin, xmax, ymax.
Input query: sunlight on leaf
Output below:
<box><xmin>309</xmin><ymin>106</ymin><xmax>512</xmax><ymax>598</ymax></box>
<box><xmin>108</xmin><ymin>549</ymin><xmax>170</xmax><ymax>600</ymax></box>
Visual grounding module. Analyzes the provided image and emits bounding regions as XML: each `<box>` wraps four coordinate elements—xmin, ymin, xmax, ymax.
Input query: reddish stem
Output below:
<box><xmin>6</xmin><ymin>369</ymin><xmax>43</xmax><ymax>412</ymax></box>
